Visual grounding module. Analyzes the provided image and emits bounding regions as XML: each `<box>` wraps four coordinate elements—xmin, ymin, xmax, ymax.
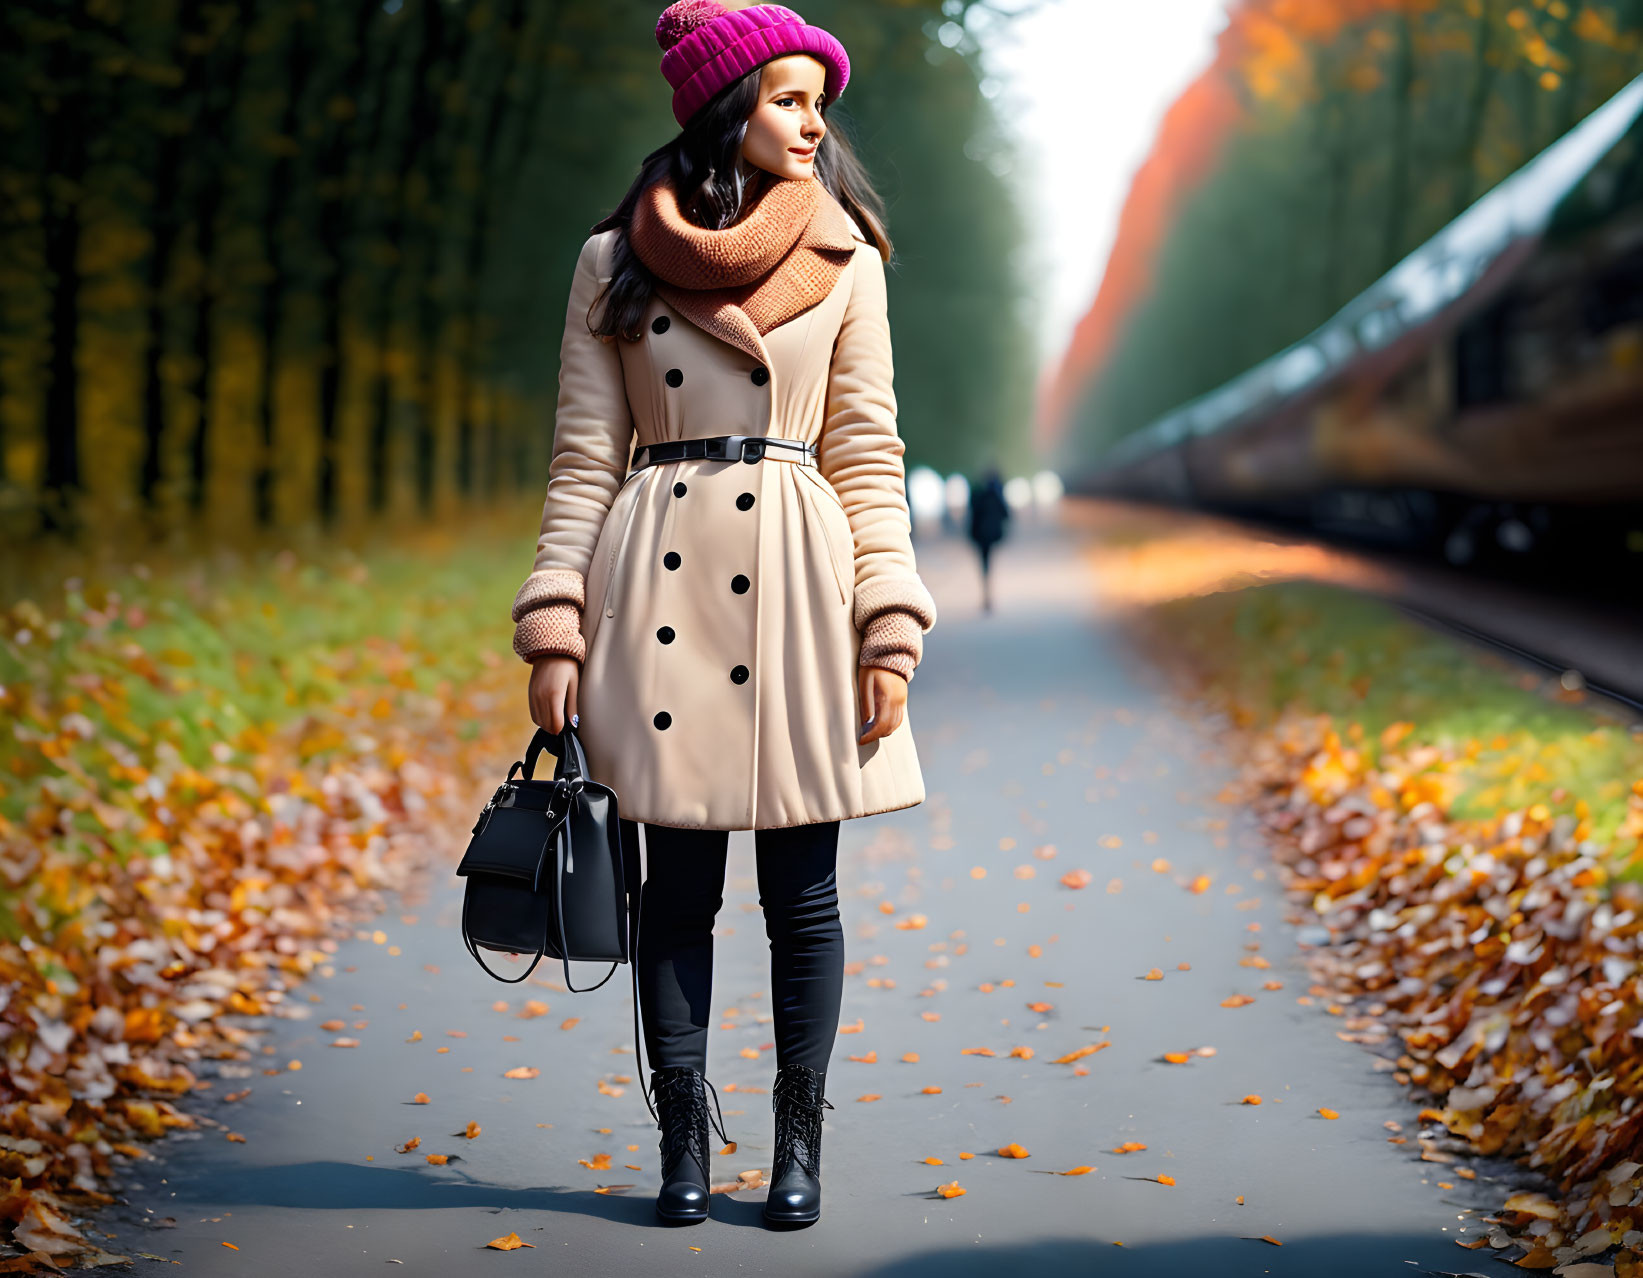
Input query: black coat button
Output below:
<box><xmin>731</xmin><ymin>574</ymin><xmax>750</xmax><ymax>594</ymax></box>
<box><xmin>657</xmin><ymin>626</ymin><xmax>675</xmax><ymax>644</ymax></box>
<box><xmin>653</xmin><ymin>711</ymin><xmax>672</xmax><ymax>730</ymax></box>
<box><xmin>652</xmin><ymin>316</ymin><xmax>670</xmax><ymax>335</ymax></box>
<box><xmin>664</xmin><ymin>551</ymin><xmax>682</xmax><ymax>570</ymax></box>
<box><xmin>665</xmin><ymin>368</ymin><xmax>684</xmax><ymax>387</ymax></box>
<box><xmin>673</xmin><ymin>481</ymin><xmax>687</xmax><ymax>497</ymax></box>
<box><xmin>736</xmin><ymin>492</ymin><xmax>755</xmax><ymax>510</ymax></box>
<box><xmin>730</xmin><ymin>665</ymin><xmax>749</xmax><ymax>684</ymax></box>
<box><xmin>750</xmin><ymin>366</ymin><xmax>769</xmax><ymax>386</ymax></box>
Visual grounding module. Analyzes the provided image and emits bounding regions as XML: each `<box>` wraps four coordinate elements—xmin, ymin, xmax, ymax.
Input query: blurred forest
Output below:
<box><xmin>1050</xmin><ymin>0</ymin><xmax>1643</xmax><ymax>465</ymax></box>
<box><xmin>0</xmin><ymin>0</ymin><xmax>1033</xmax><ymax>556</ymax></box>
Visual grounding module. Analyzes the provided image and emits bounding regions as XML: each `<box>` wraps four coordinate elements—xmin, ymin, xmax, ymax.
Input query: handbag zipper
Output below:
<box><xmin>471</xmin><ymin>782</ymin><xmax>511</xmax><ymax>836</ymax></box>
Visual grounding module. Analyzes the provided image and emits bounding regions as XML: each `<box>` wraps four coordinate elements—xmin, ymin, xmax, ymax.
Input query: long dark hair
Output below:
<box><xmin>587</xmin><ymin>63</ymin><xmax>892</xmax><ymax>344</ymax></box>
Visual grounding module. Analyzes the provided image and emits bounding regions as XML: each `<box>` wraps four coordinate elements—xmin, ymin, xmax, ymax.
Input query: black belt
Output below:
<box><xmin>629</xmin><ymin>435</ymin><xmax>817</xmax><ymax>474</ymax></box>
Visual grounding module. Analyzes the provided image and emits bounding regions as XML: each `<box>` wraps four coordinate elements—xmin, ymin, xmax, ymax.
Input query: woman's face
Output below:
<box><xmin>739</xmin><ymin>55</ymin><xmax>828</xmax><ymax>181</ymax></box>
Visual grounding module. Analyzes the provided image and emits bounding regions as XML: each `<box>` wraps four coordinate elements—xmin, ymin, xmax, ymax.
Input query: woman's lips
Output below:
<box><xmin>789</xmin><ymin>147</ymin><xmax>815</xmax><ymax>159</ymax></box>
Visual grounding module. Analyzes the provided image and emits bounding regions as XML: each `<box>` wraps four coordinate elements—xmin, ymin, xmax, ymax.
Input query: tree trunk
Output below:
<box><xmin>252</xmin><ymin>5</ymin><xmax>317</xmax><ymax>530</ymax></box>
<box><xmin>466</xmin><ymin>0</ymin><xmax>564</xmax><ymax>502</ymax></box>
<box><xmin>1451</xmin><ymin>0</ymin><xmax>1498</xmax><ymax>218</ymax></box>
<box><xmin>313</xmin><ymin>1</ymin><xmax>383</xmax><ymax>529</ymax></box>
<box><xmin>407</xmin><ymin>6</ymin><xmax>476</xmax><ymax>518</ymax></box>
<box><xmin>140</xmin><ymin>0</ymin><xmax>208</xmax><ymax>531</ymax></box>
<box><xmin>365</xmin><ymin>0</ymin><xmax>442</xmax><ymax>517</ymax></box>
<box><xmin>1382</xmin><ymin>9</ymin><xmax>1416</xmax><ymax>266</ymax></box>
<box><xmin>40</xmin><ymin>26</ymin><xmax>88</xmax><ymax>539</ymax></box>
<box><xmin>186</xmin><ymin>0</ymin><xmax>255</xmax><ymax>522</ymax></box>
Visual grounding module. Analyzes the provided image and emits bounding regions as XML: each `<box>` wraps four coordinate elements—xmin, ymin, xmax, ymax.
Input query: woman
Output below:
<box><xmin>508</xmin><ymin>1</ymin><xmax>938</xmax><ymax>1229</ymax></box>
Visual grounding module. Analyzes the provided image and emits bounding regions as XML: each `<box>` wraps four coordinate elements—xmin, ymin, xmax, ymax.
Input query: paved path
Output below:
<box><xmin>105</xmin><ymin>503</ymin><xmax>1502</xmax><ymax>1277</ymax></box>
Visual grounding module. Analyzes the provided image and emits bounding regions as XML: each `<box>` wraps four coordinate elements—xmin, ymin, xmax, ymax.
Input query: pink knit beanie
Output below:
<box><xmin>655</xmin><ymin>2</ymin><xmax>851</xmax><ymax>128</ymax></box>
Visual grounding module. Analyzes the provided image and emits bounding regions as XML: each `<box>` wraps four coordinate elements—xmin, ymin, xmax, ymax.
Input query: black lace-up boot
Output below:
<box><xmin>763</xmin><ymin>1062</ymin><xmax>835</xmax><ymax>1225</ymax></box>
<box><xmin>651</xmin><ymin>1064</ymin><xmax>729</xmax><ymax>1224</ymax></box>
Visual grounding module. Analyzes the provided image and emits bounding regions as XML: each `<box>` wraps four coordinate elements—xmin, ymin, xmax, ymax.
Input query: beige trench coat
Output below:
<box><xmin>510</xmin><ymin>221</ymin><xmax>937</xmax><ymax>831</ymax></box>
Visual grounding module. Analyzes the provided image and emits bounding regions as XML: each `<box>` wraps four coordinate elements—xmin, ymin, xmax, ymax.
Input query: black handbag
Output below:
<box><xmin>455</xmin><ymin>724</ymin><xmax>656</xmax><ymax>1121</ymax></box>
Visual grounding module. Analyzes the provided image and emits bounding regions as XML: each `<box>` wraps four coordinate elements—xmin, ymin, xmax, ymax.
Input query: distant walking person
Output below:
<box><xmin>967</xmin><ymin>466</ymin><xmax>1010</xmax><ymax>612</ymax></box>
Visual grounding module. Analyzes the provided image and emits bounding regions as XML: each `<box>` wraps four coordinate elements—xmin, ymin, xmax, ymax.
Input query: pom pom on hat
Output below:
<box><xmin>656</xmin><ymin>0</ymin><xmax>731</xmax><ymax>51</ymax></box>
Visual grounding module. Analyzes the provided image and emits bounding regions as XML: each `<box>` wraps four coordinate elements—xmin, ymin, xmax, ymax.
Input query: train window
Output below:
<box><xmin>1454</xmin><ymin>303</ymin><xmax>1510</xmax><ymax>408</ymax></box>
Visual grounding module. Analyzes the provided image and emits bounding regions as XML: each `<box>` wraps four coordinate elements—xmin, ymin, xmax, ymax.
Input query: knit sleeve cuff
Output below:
<box><xmin>853</xmin><ymin>575</ymin><xmax>937</xmax><ymax>634</ymax></box>
<box><xmin>858</xmin><ymin>609</ymin><xmax>923</xmax><ymax>680</ymax></box>
<box><xmin>514</xmin><ymin>600</ymin><xmax>587</xmax><ymax>664</ymax></box>
<box><xmin>512</xmin><ymin>568</ymin><xmax>587</xmax><ymax>622</ymax></box>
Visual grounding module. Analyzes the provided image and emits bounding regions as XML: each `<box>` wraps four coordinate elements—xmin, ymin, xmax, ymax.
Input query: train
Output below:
<box><xmin>1078</xmin><ymin>72</ymin><xmax>1643</xmax><ymax>591</ymax></box>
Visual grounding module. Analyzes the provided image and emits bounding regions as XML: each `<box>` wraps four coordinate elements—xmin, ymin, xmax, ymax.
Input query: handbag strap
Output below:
<box><xmin>545</xmin><ymin>786</ymin><xmax>660</xmax><ymax>1125</ymax></box>
<box><xmin>622</xmin><ymin>819</ymin><xmax>657</xmax><ymax>1125</ymax></box>
<box><xmin>460</xmin><ymin>889</ymin><xmax>548</xmax><ymax>983</ymax></box>
<box><xmin>487</xmin><ymin>730</ymin><xmax>659</xmax><ymax>1125</ymax></box>
<box><xmin>545</xmin><ymin>795</ymin><xmax>660</xmax><ymax>1124</ymax></box>
<box><xmin>548</xmin><ymin>790</ymin><xmax>619</xmax><ymax>995</ymax></box>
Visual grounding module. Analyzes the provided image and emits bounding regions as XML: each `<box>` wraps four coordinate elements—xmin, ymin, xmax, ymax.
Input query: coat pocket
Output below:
<box><xmin>798</xmin><ymin>475</ymin><xmax>852</xmax><ymax>608</ymax></box>
<box><xmin>594</xmin><ymin>470</ymin><xmax>650</xmax><ymax>626</ymax></box>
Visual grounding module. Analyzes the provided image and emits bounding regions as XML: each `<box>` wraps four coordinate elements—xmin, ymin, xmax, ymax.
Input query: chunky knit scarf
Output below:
<box><xmin>626</xmin><ymin>173</ymin><xmax>859</xmax><ymax>363</ymax></box>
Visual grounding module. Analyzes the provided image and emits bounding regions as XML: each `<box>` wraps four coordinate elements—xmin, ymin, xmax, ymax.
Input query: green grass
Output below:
<box><xmin>1150</xmin><ymin>579</ymin><xmax>1643</xmax><ymax>851</ymax></box>
<box><xmin>0</xmin><ymin>502</ymin><xmax>545</xmax><ymax>862</ymax></box>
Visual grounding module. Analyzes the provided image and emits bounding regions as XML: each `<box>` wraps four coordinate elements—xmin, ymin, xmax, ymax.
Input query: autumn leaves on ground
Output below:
<box><xmin>6</xmin><ymin>502</ymin><xmax>1643</xmax><ymax>1268</ymax></box>
<box><xmin>0</xmin><ymin>518</ymin><xmax>531</xmax><ymax>1266</ymax></box>
<box><xmin>1081</xmin><ymin>501</ymin><xmax>1643</xmax><ymax>1274</ymax></box>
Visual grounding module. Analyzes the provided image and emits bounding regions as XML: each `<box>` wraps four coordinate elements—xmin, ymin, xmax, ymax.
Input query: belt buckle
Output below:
<box><xmin>707</xmin><ymin>435</ymin><xmax>760</xmax><ymax>464</ymax></box>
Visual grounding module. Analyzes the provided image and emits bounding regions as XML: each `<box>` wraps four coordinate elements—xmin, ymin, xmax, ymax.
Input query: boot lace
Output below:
<box><xmin>653</xmin><ymin>1068</ymin><xmax>730</xmax><ymax>1181</ymax></box>
<box><xmin>772</xmin><ymin>1067</ymin><xmax>835</xmax><ymax>1181</ymax></box>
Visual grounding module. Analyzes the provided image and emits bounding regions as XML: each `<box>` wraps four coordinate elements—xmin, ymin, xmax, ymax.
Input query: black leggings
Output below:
<box><xmin>621</xmin><ymin>817</ymin><xmax>844</xmax><ymax>1077</ymax></box>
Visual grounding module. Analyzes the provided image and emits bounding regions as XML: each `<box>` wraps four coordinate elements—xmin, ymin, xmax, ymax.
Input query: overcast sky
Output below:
<box><xmin>975</xmin><ymin>0</ymin><xmax>1230</xmax><ymax>371</ymax></box>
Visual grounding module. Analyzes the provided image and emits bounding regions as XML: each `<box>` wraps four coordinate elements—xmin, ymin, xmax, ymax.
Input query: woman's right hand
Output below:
<box><xmin>528</xmin><ymin>655</ymin><xmax>581</xmax><ymax>734</ymax></box>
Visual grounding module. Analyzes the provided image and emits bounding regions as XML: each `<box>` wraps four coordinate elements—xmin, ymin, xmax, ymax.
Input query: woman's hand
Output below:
<box><xmin>857</xmin><ymin>666</ymin><xmax>907</xmax><ymax>744</ymax></box>
<box><xmin>528</xmin><ymin>655</ymin><xmax>581</xmax><ymax>733</ymax></box>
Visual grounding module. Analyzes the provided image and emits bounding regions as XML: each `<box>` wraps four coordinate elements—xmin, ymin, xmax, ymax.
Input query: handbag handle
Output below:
<box><xmin>521</xmin><ymin>724</ymin><xmax>588</xmax><ymax>784</ymax></box>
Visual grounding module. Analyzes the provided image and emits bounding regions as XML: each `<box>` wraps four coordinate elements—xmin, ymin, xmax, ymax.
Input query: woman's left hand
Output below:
<box><xmin>857</xmin><ymin>666</ymin><xmax>908</xmax><ymax>744</ymax></box>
